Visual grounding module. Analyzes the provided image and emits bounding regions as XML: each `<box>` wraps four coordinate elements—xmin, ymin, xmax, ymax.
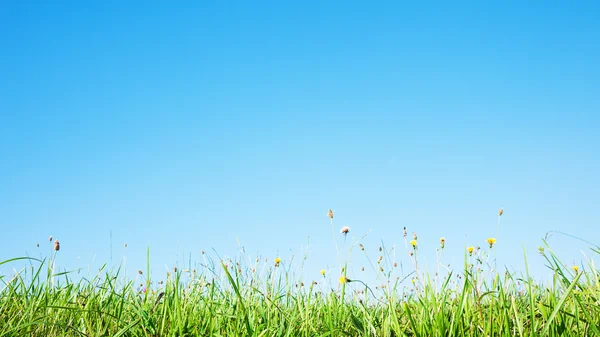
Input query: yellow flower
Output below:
<box><xmin>440</xmin><ymin>237</ymin><xmax>445</xmax><ymax>249</ymax></box>
<box><xmin>339</xmin><ymin>276</ymin><xmax>348</xmax><ymax>284</ymax></box>
<box><xmin>275</xmin><ymin>257</ymin><xmax>281</xmax><ymax>266</ymax></box>
<box><xmin>572</xmin><ymin>265</ymin><xmax>579</xmax><ymax>273</ymax></box>
<box><xmin>320</xmin><ymin>269</ymin><xmax>326</xmax><ymax>276</ymax></box>
<box><xmin>486</xmin><ymin>238</ymin><xmax>497</xmax><ymax>248</ymax></box>
<box><xmin>467</xmin><ymin>246</ymin><xmax>474</xmax><ymax>255</ymax></box>
<box><xmin>410</xmin><ymin>240</ymin><xmax>417</xmax><ymax>248</ymax></box>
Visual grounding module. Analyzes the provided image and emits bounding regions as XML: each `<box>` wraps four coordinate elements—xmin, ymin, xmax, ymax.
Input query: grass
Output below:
<box><xmin>1</xmin><ymin>221</ymin><xmax>599</xmax><ymax>336</ymax></box>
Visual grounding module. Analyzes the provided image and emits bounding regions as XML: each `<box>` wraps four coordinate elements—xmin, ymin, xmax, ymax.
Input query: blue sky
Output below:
<box><xmin>1</xmin><ymin>1</ymin><xmax>599</xmax><ymax>285</ymax></box>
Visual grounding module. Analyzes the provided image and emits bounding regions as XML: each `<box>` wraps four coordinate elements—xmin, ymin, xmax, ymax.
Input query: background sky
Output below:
<box><xmin>1</xmin><ymin>1</ymin><xmax>599</xmax><ymax>286</ymax></box>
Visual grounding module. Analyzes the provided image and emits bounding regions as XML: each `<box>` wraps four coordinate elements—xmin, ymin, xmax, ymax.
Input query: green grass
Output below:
<box><xmin>1</xmin><ymin>236</ymin><xmax>599</xmax><ymax>336</ymax></box>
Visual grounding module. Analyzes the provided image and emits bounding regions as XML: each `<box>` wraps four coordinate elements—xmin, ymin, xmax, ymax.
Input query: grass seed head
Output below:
<box><xmin>53</xmin><ymin>240</ymin><xmax>60</xmax><ymax>251</ymax></box>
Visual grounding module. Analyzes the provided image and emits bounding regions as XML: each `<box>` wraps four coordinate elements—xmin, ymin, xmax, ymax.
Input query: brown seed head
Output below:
<box><xmin>49</xmin><ymin>235</ymin><xmax>53</xmax><ymax>242</ymax></box>
<box><xmin>498</xmin><ymin>208</ymin><xmax>504</xmax><ymax>216</ymax></box>
<box><xmin>138</xmin><ymin>270</ymin><xmax>143</xmax><ymax>275</ymax></box>
<box><xmin>328</xmin><ymin>209</ymin><xmax>334</xmax><ymax>219</ymax></box>
<box><xmin>53</xmin><ymin>240</ymin><xmax>60</xmax><ymax>251</ymax></box>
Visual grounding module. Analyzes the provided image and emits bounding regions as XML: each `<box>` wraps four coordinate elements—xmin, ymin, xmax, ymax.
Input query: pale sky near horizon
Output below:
<box><xmin>1</xmin><ymin>1</ymin><xmax>599</xmax><ymax>286</ymax></box>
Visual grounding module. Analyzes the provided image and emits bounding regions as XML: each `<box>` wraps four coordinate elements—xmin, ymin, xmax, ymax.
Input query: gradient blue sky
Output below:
<box><xmin>1</xmin><ymin>1</ymin><xmax>599</xmax><ymax>284</ymax></box>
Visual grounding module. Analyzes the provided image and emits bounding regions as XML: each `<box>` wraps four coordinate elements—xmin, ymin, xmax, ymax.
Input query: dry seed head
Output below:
<box><xmin>138</xmin><ymin>270</ymin><xmax>143</xmax><ymax>275</ymax></box>
<box><xmin>498</xmin><ymin>208</ymin><xmax>504</xmax><ymax>216</ymax></box>
<box><xmin>328</xmin><ymin>209</ymin><xmax>335</xmax><ymax>219</ymax></box>
<box><xmin>340</xmin><ymin>226</ymin><xmax>350</xmax><ymax>235</ymax></box>
<box><xmin>53</xmin><ymin>240</ymin><xmax>60</xmax><ymax>251</ymax></box>
<box><xmin>49</xmin><ymin>235</ymin><xmax>52</xmax><ymax>242</ymax></box>
<box><xmin>403</xmin><ymin>227</ymin><xmax>407</xmax><ymax>237</ymax></box>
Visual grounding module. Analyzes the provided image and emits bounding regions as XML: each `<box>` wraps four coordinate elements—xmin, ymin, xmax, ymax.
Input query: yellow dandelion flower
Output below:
<box><xmin>320</xmin><ymin>269</ymin><xmax>326</xmax><ymax>276</ymax></box>
<box><xmin>410</xmin><ymin>240</ymin><xmax>417</xmax><ymax>248</ymax></box>
<box><xmin>486</xmin><ymin>238</ymin><xmax>497</xmax><ymax>248</ymax></box>
<box><xmin>467</xmin><ymin>246</ymin><xmax>474</xmax><ymax>255</ymax></box>
<box><xmin>339</xmin><ymin>276</ymin><xmax>348</xmax><ymax>284</ymax></box>
<box><xmin>572</xmin><ymin>265</ymin><xmax>579</xmax><ymax>273</ymax></box>
<box><xmin>275</xmin><ymin>257</ymin><xmax>281</xmax><ymax>266</ymax></box>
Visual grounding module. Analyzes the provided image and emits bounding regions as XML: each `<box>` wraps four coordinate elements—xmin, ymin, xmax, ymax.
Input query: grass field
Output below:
<box><xmin>1</xmin><ymin>214</ymin><xmax>599</xmax><ymax>336</ymax></box>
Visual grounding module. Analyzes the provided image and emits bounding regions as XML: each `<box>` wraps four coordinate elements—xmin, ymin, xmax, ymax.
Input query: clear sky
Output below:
<box><xmin>1</xmin><ymin>1</ymin><xmax>599</xmax><ymax>285</ymax></box>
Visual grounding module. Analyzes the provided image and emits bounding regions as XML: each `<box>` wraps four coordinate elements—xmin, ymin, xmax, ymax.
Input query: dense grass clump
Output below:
<box><xmin>1</xmin><ymin>225</ymin><xmax>600</xmax><ymax>336</ymax></box>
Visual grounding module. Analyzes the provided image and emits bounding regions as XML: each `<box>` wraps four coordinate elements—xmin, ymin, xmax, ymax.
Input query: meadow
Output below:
<box><xmin>1</xmin><ymin>210</ymin><xmax>599</xmax><ymax>337</ymax></box>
